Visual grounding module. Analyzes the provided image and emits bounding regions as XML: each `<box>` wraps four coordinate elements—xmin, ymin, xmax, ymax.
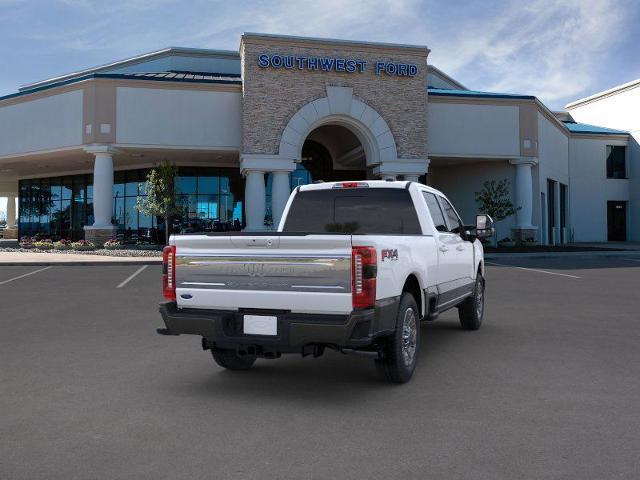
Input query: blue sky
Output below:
<box><xmin>1</xmin><ymin>0</ymin><xmax>639</xmax><ymax>216</ymax></box>
<box><xmin>1</xmin><ymin>0</ymin><xmax>639</xmax><ymax>108</ymax></box>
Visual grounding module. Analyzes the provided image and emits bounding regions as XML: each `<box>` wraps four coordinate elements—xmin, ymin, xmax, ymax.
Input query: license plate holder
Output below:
<box><xmin>243</xmin><ymin>315</ymin><xmax>278</xmax><ymax>336</ymax></box>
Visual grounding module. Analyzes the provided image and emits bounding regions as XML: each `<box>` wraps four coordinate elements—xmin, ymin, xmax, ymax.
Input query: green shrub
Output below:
<box><xmin>54</xmin><ymin>240</ymin><xmax>73</xmax><ymax>250</ymax></box>
<box><xmin>33</xmin><ymin>240</ymin><xmax>54</xmax><ymax>250</ymax></box>
<box><xmin>71</xmin><ymin>240</ymin><xmax>96</xmax><ymax>251</ymax></box>
<box><xmin>103</xmin><ymin>239</ymin><xmax>123</xmax><ymax>250</ymax></box>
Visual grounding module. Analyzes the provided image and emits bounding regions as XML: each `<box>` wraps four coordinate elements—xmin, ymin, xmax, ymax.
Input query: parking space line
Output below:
<box><xmin>623</xmin><ymin>258</ymin><xmax>640</xmax><ymax>263</ymax></box>
<box><xmin>116</xmin><ymin>265</ymin><xmax>149</xmax><ymax>289</ymax></box>
<box><xmin>485</xmin><ymin>261</ymin><xmax>581</xmax><ymax>279</ymax></box>
<box><xmin>0</xmin><ymin>266</ymin><xmax>53</xmax><ymax>286</ymax></box>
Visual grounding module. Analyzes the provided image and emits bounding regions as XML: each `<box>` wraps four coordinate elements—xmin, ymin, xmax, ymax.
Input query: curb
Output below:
<box><xmin>485</xmin><ymin>251</ymin><xmax>640</xmax><ymax>260</ymax></box>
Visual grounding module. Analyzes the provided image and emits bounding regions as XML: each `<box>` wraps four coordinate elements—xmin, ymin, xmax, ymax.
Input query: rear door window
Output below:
<box><xmin>283</xmin><ymin>187</ymin><xmax>422</xmax><ymax>234</ymax></box>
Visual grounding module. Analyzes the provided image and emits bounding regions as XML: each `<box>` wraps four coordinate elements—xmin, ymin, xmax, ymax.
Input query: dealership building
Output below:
<box><xmin>0</xmin><ymin>33</ymin><xmax>637</xmax><ymax>244</ymax></box>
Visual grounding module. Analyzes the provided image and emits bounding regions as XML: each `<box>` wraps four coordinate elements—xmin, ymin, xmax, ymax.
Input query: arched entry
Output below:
<box><xmin>266</xmin><ymin>123</ymin><xmax>368</xmax><ymax>226</ymax></box>
<box><xmin>299</xmin><ymin>124</ymin><xmax>367</xmax><ymax>182</ymax></box>
<box><xmin>278</xmin><ymin>86</ymin><xmax>398</xmax><ymax>170</ymax></box>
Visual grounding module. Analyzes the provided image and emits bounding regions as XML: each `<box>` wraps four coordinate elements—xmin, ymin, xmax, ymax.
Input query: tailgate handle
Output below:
<box><xmin>231</xmin><ymin>237</ymin><xmax>279</xmax><ymax>248</ymax></box>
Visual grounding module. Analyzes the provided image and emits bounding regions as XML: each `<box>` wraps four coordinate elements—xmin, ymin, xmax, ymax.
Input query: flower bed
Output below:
<box><xmin>3</xmin><ymin>236</ymin><xmax>163</xmax><ymax>256</ymax></box>
<box><xmin>71</xmin><ymin>240</ymin><xmax>96</xmax><ymax>251</ymax></box>
<box><xmin>54</xmin><ymin>239</ymin><xmax>73</xmax><ymax>250</ymax></box>
<box><xmin>104</xmin><ymin>239</ymin><xmax>123</xmax><ymax>250</ymax></box>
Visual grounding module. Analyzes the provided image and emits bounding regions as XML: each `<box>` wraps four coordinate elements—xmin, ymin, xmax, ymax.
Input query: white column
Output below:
<box><xmin>91</xmin><ymin>152</ymin><xmax>115</xmax><ymax>227</ymax></box>
<box><xmin>6</xmin><ymin>195</ymin><xmax>17</xmax><ymax>228</ymax></box>
<box><xmin>244</xmin><ymin>170</ymin><xmax>266</xmax><ymax>231</ymax></box>
<box><xmin>373</xmin><ymin>159</ymin><xmax>429</xmax><ymax>183</ymax></box>
<box><xmin>271</xmin><ymin>171</ymin><xmax>290</xmax><ymax>229</ymax></box>
<box><xmin>511</xmin><ymin>159</ymin><xmax>536</xmax><ymax>228</ymax></box>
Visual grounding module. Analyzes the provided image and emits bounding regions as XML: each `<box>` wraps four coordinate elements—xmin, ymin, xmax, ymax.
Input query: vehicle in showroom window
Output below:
<box><xmin>158</xmin><ymin>181</ymin><xmax>494</xmax><ymax>383</ymax></box>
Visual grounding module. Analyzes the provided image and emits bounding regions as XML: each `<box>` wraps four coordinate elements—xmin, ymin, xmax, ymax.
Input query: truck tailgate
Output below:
<box><xmin>173</xmin><ymin>234</ymin><xmax>353</xmax><ymax>314</ymax></box>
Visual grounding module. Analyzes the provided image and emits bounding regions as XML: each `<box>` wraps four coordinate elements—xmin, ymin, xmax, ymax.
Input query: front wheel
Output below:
<box><xmin>375</xmin><ymin>293</ymin><xmax>420</xmax><ymax>383</ymax></box>
<box><xmin>458</xmin><ymin>273</ymin><xmax>485</xmax><ymax>330</ymax></box>
<box><xmin>211</xmin><ymin>348</ymin><xmax>256</xmax><ymax>370</ymax></box>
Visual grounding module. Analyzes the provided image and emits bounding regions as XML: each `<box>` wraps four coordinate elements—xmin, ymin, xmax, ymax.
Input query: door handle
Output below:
<box><xmin>456</xmin><ymin>245</ymin><xmax>465</xmax><ymax>251</ymax></box>
<box><xmin>439</xmin><ymin>245</ymin><xmax>448</xmax><ymax>253</ymax></box>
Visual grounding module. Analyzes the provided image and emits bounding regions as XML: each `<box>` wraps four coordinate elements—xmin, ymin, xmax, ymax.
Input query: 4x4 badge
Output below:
<box><xmin>381</xmin><ymin>249</ymin><xmax>398</xmax><ymax>261</ymax></box>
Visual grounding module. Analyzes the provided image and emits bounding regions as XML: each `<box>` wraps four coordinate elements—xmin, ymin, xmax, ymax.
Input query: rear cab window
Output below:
<box><xmin>283</xmin><ymin>187</ymin><xmax>422</xmax><ymax>234</ymax></box>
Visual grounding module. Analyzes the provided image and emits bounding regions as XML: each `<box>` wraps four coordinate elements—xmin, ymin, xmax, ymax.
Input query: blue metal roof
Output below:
<box><xmin>428</xmin><ymin>87</ymin><xmax>535</xmax><ymax>100</ymax></box>
<box><xmin>0</xmin><ymin>71</ymin><xmax>242</xmax><ymax>102</ymax></box>
<box><xmin>562</xmin><ymin>121</ymin><xmax>628</xmax><ymax>135</ymax></box>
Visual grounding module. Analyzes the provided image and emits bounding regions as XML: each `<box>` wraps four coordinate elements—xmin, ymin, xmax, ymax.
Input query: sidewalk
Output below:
<box><xmin>0</xmin><ymin>251</ymin><xmax>162</xmax><ymax>266</ymax></box>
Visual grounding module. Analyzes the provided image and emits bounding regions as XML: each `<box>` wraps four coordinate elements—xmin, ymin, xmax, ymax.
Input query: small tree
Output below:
<box><xmin>136</xmin><ymin>161</ymin><xmax>181</xmax><ymax>244</ymax></box>
<box><xmin>474</xmin><ymin>179</ymin><xmax>519</xmax><ymax>244</ymax></box>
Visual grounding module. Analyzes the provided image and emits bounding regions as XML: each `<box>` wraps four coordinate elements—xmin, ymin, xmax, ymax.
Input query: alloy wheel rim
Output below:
<box><xmin>401</xmin><ymin>308</ymin><xmax>417</xmax><ymax>367</ymax></box>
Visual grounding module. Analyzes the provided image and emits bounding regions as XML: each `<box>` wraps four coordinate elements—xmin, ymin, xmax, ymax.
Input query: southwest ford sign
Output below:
<box><xmin>257</xmin><ymin>54</ymin><xmax>418</xmax><ymax>77</ymax></box>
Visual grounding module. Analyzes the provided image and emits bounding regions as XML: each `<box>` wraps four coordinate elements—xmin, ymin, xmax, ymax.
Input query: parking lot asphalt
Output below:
<box><xmin>1</xmin><ymin>257</ymin><xmax>639</xmax><ymax>480</ymax></box>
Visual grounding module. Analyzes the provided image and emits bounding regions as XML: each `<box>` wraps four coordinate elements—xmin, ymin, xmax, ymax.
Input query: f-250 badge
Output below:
<box><xmin>381</xmin><ymin>249</ymin><xmax>399</xmax><ymax>261</ymax></box>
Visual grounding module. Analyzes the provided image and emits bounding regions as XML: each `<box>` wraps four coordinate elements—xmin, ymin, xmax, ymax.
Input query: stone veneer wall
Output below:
<box><xmin>240</xmin><ymin>36</ymin><xmax>429</xmax><ymax>160</ymax></box>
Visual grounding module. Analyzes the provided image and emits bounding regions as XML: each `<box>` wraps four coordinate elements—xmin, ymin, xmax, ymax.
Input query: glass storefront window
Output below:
<box><xmin>175</xmin><ymin>175</ymin><xmax>197</xmax><ymax>195</ymax></box>
<box><xmin>62</xmin><ymin>178</ymin><xmax>72</xmax><ymax>200</ymax></box>
<box><xmin>198</xmin><ymin>176</ymin><xmax>219</xmax><ymax>195</ymax></box>
<box><xmin>173</xmin><ymin>168</ymin><xmax>244</xmax><ymax>233</ymax></box>
<box><xmin>18</xmin><ymin>166</ymin><xmax>244</xmax><ymax>241</ymax></box>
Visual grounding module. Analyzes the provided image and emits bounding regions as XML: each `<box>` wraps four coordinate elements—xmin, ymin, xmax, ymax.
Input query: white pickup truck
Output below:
<box><xmin>158</xmin><ymin>180</ymin><xmax>494</xmax><ymax>383</ymax></box>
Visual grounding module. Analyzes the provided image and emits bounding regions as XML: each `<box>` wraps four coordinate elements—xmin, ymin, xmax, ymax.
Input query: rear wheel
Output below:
<box><xmin>375</xmin><ymin>293</ymin><xmax>420</xmax><ymax>383</ymax></box>
<box><xmin>211</xmin><ymin>348</ymin><xmax>256</xmax><ymax>370</ymax></box>
<box><xmin>458</xmin><ymin>273</ymin><xmax>484</xmax><ymax>330</ymax></box>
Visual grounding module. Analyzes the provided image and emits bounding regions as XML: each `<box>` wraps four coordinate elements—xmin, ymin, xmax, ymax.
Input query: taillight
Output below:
<box><xmin>162</xmin><ymin>245</ymin><xmax>176</xmax><ymax>300</ymax></box>
<box><xmin>352</xmin><ymin>246</ymin><xmax>377</xmax><ymax>309</ymax></box>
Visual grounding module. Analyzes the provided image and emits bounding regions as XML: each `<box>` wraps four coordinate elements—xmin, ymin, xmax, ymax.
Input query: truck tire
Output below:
<box><xmin>458</xmin><ymin>273</ymin><xmax>484</xmax><ymax>330</ymax></box>
<box><xmin>211</xmin><ymin>349</ymin><xmax>256</xmax><ymax>370</ymax></box>
<box><xmin>375</xmin><ymin>293</ymin><xmax>420</xmax><ymax>383</ymax></box>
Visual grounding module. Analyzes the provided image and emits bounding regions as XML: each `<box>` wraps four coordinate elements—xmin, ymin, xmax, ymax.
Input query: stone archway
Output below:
<box><xmin>278</xmin><ymin>86</ymin><xmax>398</xmax><ymax>169</ymax></box>
<box><xmin>240</xmin><ymin>86</ymin><xmax>429</xmax><ymax>230</ymax></box>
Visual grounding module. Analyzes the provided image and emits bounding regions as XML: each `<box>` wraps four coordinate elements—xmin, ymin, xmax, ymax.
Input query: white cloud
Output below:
<box><xmin>427</xmin><ymin>0</ymin><xmax>628</xmax><ymax>107</ymax></box>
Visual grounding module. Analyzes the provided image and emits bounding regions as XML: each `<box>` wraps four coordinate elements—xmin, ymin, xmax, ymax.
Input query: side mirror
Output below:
<box><xmin>475</xmin><ymin>214</ymin><xmax>495</xmax><ymax>239</ymax></box>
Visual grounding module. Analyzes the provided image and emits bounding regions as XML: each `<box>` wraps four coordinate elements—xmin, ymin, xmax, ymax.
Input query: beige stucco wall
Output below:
<box><xmin>427</xmin><ymin>101</ymin><xmax>520</xmax><ymax>157</ymax></box>
<box><xmin>116</xmin><ymin>86</ymin><xmax>242</xmax><ymax>148</ymax></box>
<box><xmin>240</xmin><ymin>35</ymin><xmax>428</xmax><ymax>160</ymax></box>
<box><xmin>0</xmin><ymin>90</ymin><xmax>83</xmax><ymax>157</ymax></box>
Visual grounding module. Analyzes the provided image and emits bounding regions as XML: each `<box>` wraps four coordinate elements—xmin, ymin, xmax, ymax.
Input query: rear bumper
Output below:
<box><xmin>158</xmin><ymin>297</ymin><xmax>399</xmax><ymax>353</ymax></box>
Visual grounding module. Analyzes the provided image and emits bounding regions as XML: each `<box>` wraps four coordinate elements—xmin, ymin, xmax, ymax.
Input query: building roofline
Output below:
<box><xmin>562</xmin><ymin>121</ymin><xmax>628</xmax><ymax>135</ymax></box>
<box><xmin>2</xmin><ymin>72</ymin><xmax>241</xmax><ymax>104</ymax></box>
<box><xmin>19</xmin><ymin>47</ymin><xmax>240</xmax><ymax>92</ymax></box>
<box><xmin>565</xmin><ymin>78</ymin><xmax>640</xmax><ymax>109</ymax></box>
<box><xmin>428</xmin><ymin>87</ymin><xmax>535</xmax><ymax>100</ymax></box>
<box><xmin>427</xmin><ymin>65</ymin><xmax>467</xmax><ymax>90</ymax></box>
<box><xmin>241</xmin><ymin>32</ymin><xmax>430</xmax><ymax>55</ymax></box>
